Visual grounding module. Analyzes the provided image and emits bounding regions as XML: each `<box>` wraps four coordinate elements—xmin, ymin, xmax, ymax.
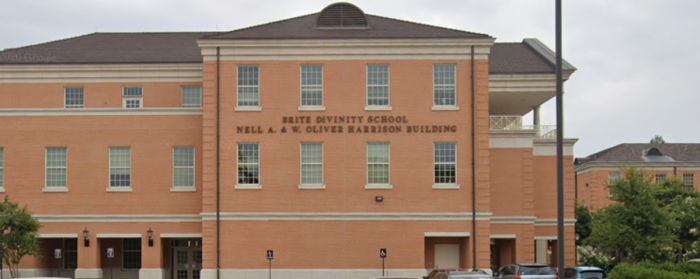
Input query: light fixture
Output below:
<box><xmin>83</xmin><ymin>228</ymin><xmax>90</xmax><ymax>247</ymax></box>
<box><xmin>147</xmin><ymin>228</ymin><xmax>154</xmax><ymax>247</ymax></box>
<box><xmin>375</xmin><ymin>196</ymin><xmax>383</xmax><ymax>202</ymax></box>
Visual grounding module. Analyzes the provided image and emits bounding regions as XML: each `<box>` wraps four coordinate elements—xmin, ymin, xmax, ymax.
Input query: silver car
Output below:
<box><xmin>494</xmin><ymin>263</ymin><xmax>556</xmax><ymax>279</ymax></box>
<box><xmin>436</xmin><ymin>270</ymin><xmax>493</xmax><ymax>279</ymax></box>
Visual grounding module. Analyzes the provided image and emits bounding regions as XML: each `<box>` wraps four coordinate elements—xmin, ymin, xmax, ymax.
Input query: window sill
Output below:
<box><xmin>170</xmin><ymin>187</ymin><xmax>197</xmax><ymax>192</ymax></box>
<box><xmin>106</xmin><ymin>187</ymin><xmax>133</xmax><ymax>192</ymax></box>
<box><xmin>235</xmin><ymin>106</ymin><xmax>262</xmax><ymax>112</ymax></box>
<box><xmin>43</xmin><ymin>187</ymin><xmax>69</xmax><ymax>193</ymax></box>
<box><xmin>298</xmin><ymin>184</ymin><xmax>326</xmax><ymax>190</ymax></box>
<box><xmin>0</xmin><ymin>187</ymin><xmax>5</xmax><ymax>193</ymax></box>
<box><xmin>364</xmin><ymin>105</ymin><xmax>392</xmax><ymax>111</ymax></box>
<box><xmin>298</xmin><ymin>106</ymin><xmax>326</xmax><ymax>111</ymax></box>
<box><xmin>365</xmin><ymin>184</ymin><xmax>393</xmax><ymax>190</ymax></box>
<box><xmin>235</xmin><ymin>184</ymin><xmax>262</xmax><ymax>190</ymax></box>
<box><xmin>432</xmin><ymin>105</ymin><xmax>459</xmax><ymax>111</ymax></box>
<box><xmin>432</xmin><ymin>184</ymin><xmax>460</xmax><ymax>190</ymax></box>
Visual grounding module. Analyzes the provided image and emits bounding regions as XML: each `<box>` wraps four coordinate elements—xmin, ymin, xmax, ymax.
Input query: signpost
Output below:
<box><xmin>380</xmin><ymin>248</ymin><xmax>387</xmax><ymax>276</ymax></box>
<box><xmin>54</xmin><ymin>249</ymin><xmax>61</xmax><ymax>277</ymax></box>
<box><xmin>107</xmin><ymin>248</ymin><xmax>114</xmax><ymax>279</ymax></box>
<box><xmin>267</xmin><ymin>250</ymin><xmax>273</xmax><ymax>279</ymax></box>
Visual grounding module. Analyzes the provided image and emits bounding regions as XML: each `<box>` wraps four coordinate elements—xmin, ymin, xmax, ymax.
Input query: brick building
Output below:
<box><xmin>0</xmin><ymin>3</ymin><xmax>577</xmax><ymax>279</ymax></box>
<box><xmin>576</xmin><ymin>143</ymin><xmax>700</xmax><ymax>209</ymax></box>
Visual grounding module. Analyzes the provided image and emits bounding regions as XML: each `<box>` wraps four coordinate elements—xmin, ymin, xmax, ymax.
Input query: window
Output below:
<box><xmin>300</xmin><ymin>65</ymin><xmax>323</xmax><ymax>108</ymax></box>
<box><xmin>367</xmin><ymin>65</ymin><xmax>389</xmax><ymax>107</ymax></box>
<box><xmin>367</xmin><ymin>142</ymin><xmax>390</xmax><ymax>187</ymax></box>
<box><xmin>46</xmin><ymin>147</ymin><xmax>67</xmax><ymax>187</ymax></box>
<box><xmin>237</xmin><ymin>143</ymin><xmax>260</xmax><ymax>185</ymax></box>
<box><xmin>181</xmin><ymin>86</ymin><xmax>202</xmax><ymax>107</ymax></box>
<box><xmin>237</xmin><ymin>66</ymin><xmax>260</xmax><ymax>108</ymax></box>
<box><xmin>433</xmin><ymin>64</ymin><xmax>456</xmax><ymax>107</ymax></box>
<box><xmin>122</xmin><ymin>238</ymin><xmax>141</xmax><ymax>269</ymax></box>
<box><xmin>123</xmin><ymin>86</ymin><xmax>143</xmax><ymax>108</ymax></box>
<box><xmin>655</xmin><ymin>173</ymin><xmax>667</xmax><ymax>183</ymax></box>
<box><xmin>300</xmin><ymin>143</ymin><xmax>323</xmax><ymax>187</ymax></box>
<box><xmin>609</xmin><ymin>172</ymin><xmax>621</xmax><ymax>185</ymax></box>
<box><xmin>63</xmin><ymin>238</ymin><xmax>77</xmax><ymax>269</ymax></box>
<box><xmin>173</xmin><ymin>147</ymin><xmax>195</xmax><ymax>187</ymax></box>
<box><xmin>434</xmin><ymin>142</ymin><xmax>457</xmax><ymax>185</ymax></box>
<box><xmin>64</xmin><ymin>87</ymin><xmax>84</xmax><ymax>108</ymax></box>
<box><xmin>109</xmin><ymin>147</ymin><xmax>131</xmax><ymax>187</ymax></box>
<box><xmin>683</xmin><ymin>173</ymin><xmax>695</xmax><ymax>189</ymax></box>
<box><xmin>0</xmin><ymin>148</ymin><xmax>3</xmax><ymax>188</ymax></box>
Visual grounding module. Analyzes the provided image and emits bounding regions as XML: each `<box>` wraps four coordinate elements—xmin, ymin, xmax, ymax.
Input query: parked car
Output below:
<box><xmin>424</xmin><ymin>268</ymin><xmax>470</xmax><ymax>279</ymax></box>
<box><xmin>494</xmin><ymin>263</ymin><xmax>556</xmax><ymax>279</ymax></box>
<box><xmin>563</xmin><ymin>266</ymin><xmax>607</xmax><ymax>279</ymax></box>
<box><xmin>435</xmin><ymin>270</ymin><xmax>494</xmax><ymax>279</ymax></box>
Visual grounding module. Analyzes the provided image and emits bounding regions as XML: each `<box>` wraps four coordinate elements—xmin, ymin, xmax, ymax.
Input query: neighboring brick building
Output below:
<box><xmin>0</xmin><ymin>3</ymin><xmax>577</xmax><ymax>279</ymax></box>
<box><xmin>575</xmin><ymin>143</ymin><xmax>700</xmax><ymax>209</ymax></box>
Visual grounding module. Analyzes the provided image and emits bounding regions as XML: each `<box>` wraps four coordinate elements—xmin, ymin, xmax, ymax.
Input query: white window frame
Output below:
<box><xmin>172</xmin><ymin>146</ymin><xmax>196</xmax><ymax>191</ymax></box>
<box><xmin>298</xmin><ymin>64</ymin><xmax>325</xmax><ymax>111</ymax></box>
<box><xmin>0</xmin><ymin>147</ymin><xmax>4</xmax><ymax>190</ymax></box>
<box><xmin>365</xmin><ymin>64</ymin><xmax>391</xmax><ymax>111</ymax></box>
<box><xmin>366</xmin><ymin>142</ymin><xmax>391</xmax><ymax>189</ymax></box>
<box><xmin>122</xmin><ymin>238</ymin><xmax>142</xmax><ymax>270</ymax></box>
<box><xmin>683</xmin><ymin>173</ymin><xmax>695</xmax><ymax>189</ymax></box>
<box><xmin>122</xmin><ymin>86</ymin><xmax>143</xmax><ymax>108</ymax></box>
<box><xmin>44</xmin><ymin>147</ymin><xmax>68</xmax><ymax>192</ymax></box>
<box><xmin>64</xmin><ymin>87</ymin><xmax>84</xmax><ymax>108</ymax></box>
<box><xmin>181</xmin><ymin>86</ymin><xmax>202</xmax><ymax>108</ymax></box>
<box><xmin>432</xmin><ymin>64</ymin><xmax>459</xmax><ymax>110</ymax></box>
<box><xmin>299</xmin><ymin>142</ymin><xmax>324</xmax><ymax>189</ymax></box>
<box><xmin>235</xmin><ymin>143</ymin><xmax>261</xmax><ymax>189</ymax></box>
<box><xmin>608</xmin><ymin>171</ymin><xmax>621</xmax><ymax>185</ymax></box>
<box><xmin>108</xmin><ymin>147</ymin><xmax>132</xmax><ymax>192</ymax></box>
<box><xmin>235</xmin><ymin>65</ymin><xmax>262</xmax><ymax>111</ymax></box>
<box><xmin>433</xmin><ymin>142</ymin><xmax>459</xmax><ymax>189</ymax></box>
<box><xmin>655</xmin><ymin>173</ymin><xmax>667</xmax><ymax>183</ymax></box>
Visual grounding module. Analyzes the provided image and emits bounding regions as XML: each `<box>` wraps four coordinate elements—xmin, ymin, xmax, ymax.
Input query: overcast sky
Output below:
<box><xmin>1</xmin><ymin>0</ymin><xmax>698</xmax><ymax>157</ymax></box>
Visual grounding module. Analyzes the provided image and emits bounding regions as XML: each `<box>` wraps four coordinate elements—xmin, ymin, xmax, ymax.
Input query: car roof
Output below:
<box><xmin>512</xmin><ymin>263</ymin><xmax>551</xmax><ymax>267</ymax></box>
<box><xmin>570</xmin><ymin>266</ymin><xmax>605</xmax><ymax>271</ymax></box>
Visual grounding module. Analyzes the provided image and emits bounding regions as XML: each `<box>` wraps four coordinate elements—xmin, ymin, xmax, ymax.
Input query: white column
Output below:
<box><xmin>535</xmin><ymin>240</ymin><xmax>547</xmax><ymax>264</ymax></box>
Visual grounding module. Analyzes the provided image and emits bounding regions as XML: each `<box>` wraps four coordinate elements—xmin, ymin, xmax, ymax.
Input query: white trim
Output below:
<box><xmin>139</xmin><ymin>268</ymin><xmax>164</xmax><ymax>279</ymax></box>
<box><xmin>534</xmin><ymin>236</ymin><xmax>558</xmax><ymax>240</ymax></box>
<box><xmin>364</xmin><ymin>105</ymin><xmax>392</xmax><ymax>111</ymax></box>
<box><xmin>33</xmin><ymin>214</ymin><xmax>201</xmax><ymax>223</ymax></box>
<box><xmin>0</xmin><ymin>63</ymin><xmax>203</xmax><ymax>83</ymax></box>
<box><xmin>364</xmin><ymin>184</ymin><xmax>393</xmax><ymax>190</ymax></box>
<box><xmin>0</xmin><ymin>187</ymin><xmax>5</xmax><ymax>193</ymax></box>
<box><xmin>37</xmin><ymin>233</ymin><xmax>78</xmax><ymax>238</ymax></box>
<box><xmin>236</xmin><ymin>142</ymin><xmax>261</xmax><ymax>188</ymax></box>
<box><xmin>366</xmin><ymin>64</ymin><xmax>391</xmax><ymax>108</ymax></box>
<box><xmin>489</xmin><ymin>130</ymin><xmax>537</xmax><ymax>148</ymax></box>
<box><xmin>535</xmin><ymin>218</ymin><xmax>577</xmax><ymax>226</ymax></box>
<box><xmin>75</xmin><ymin>268</ymin><xmax>103</xmax><ymax>279</ymax></box>
<box><xmin>300</xmin><ymin>142</ymin><xmax>324</xmax><ymax>187</ymax></box>
<box><xmin>433</xmin><ymin>64</ymin><xmax>457</xmax><ymax>108</ymax></box>
<box><xmin>45</xmin><ymin>147</ymin><xmax>68</xmax><ymax>189</ymax></box>
<box><xmin>106</xmin><ymin>187</ymin><xmax>133</xmax><ymax>192</ymax></box>
<box><xmin>170</xmin><ymin>187</ymin><xmax>196</xmax><ymax>192</ymax></box>
<box><xmin>172</xmin><ymin>146</ymin><xmax>195</xmax><ymax>188</ymax></box>
<box><xmin>367</xmin><ymin>142</ymin><xmax>390</xmax><ymax>187</ymax></box>
<box><xmin>234</xmin><ymin>106</ymin><xmax>262</xmax><ymax>112</ymax></box>
<box><xmin>160</xmin><ymin>233</ymin><xmax>202</xmax><ymax>238</ymax></box>
<box><xmin>0</xmin><ymin>107</ymin><xmax>203</xmax><ymax>116</ymax></box>
<box><xmin>533</xmin><ymin>139</ymin><xmax>577</xmax><ymax>156</ymax></box>
<box><xmin>432</xmin><ymin>184</ymin><xmax>460</xmax><ymax>189</ymax></box>
<box><xmin>63</xmin><ymin>86</ymin><xmax>84</xmax><ymax>108</ymax></box>
<box><xmin>425</xmin><ymin>232</ymin><xmax>470</xmax><ymax>237</ymax></box>
<box><xmin>298</xmin><ymin>184</ymin><xmax>326</xmax><ymax>190</ymax></box>
<box><xmin>96</xmin><ymin>233</ymin><xmax>141</xmax><ymax>238</ymax></box>
<box><xmin>297</xmin><ymin>106</ymin><xmax>326</xmax><ymax>111</ymax></box>
<box><xmin>299</xmin><ymin>64</ymin><xmax>324</xmax><ymax>109</ymax></box>
<box><xmin>235</xmin><ymin>184</ymin><xmax>262</xmax><ymax>190</ymax></box>
<box><xmin>575</xmin><ymin>164</ymin><xmax>700</xmax><ymax>174</ymax></box>
<box><xmin>433</xmin><ymin>142</ymin><xmax>458</xmax><ymax>187</ymax></box>
<box><xmin>431</xmin><ymin>105</ymin><xmax>460</xmax><ymax>111</ymax></box>
<box><xmin>42</xmin><ymin>187</ymin><xmax>68</xmax><ymax>193</ymax></box>
<box><xmin>181</xmin><ymin>86</ymin><xmax>202</xmax><ymax>108</ymax></box>
<box><xmin>490</xmin><ymin>234</ymin><xmax>517</xmax><ymax>239</ymax></box>
<box><xmin>490</xmin><ymin>216</ymin><xmax>537</xmax><ymax>224</ymax></box>
<box><xmin>200</xmin><ymin>212</ymin><xmax>492</xmax><ymax>221</ymax></box>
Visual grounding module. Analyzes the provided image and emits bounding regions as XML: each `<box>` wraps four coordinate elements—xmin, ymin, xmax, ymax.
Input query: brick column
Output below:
<box><xmin>140</xmin><ymin>232</ymin><xmax>164</xmax><ymax>279</ymax></box>
<box><xmin>76</xmin><ymin>232</ymin><xmax>102</xmax><ymax>278</ymax></box>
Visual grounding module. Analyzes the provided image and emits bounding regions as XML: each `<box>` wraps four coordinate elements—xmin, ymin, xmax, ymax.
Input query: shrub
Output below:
<box><xmin>609</xmin><ymin>263</ymin><xmax>700</xmax><ymax>279</ymax></box>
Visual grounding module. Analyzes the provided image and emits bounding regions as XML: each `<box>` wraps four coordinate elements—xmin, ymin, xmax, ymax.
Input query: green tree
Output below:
<box><xmin>650</xmin><ymin>135</ymin><xmax>667</xmax><ymax>144</ymax></box>
<box><xmin>575</xmin><ymin>202</ymin><xmax>593</xmax><ymax>245</ymax></box>
<box><xmin>585</xmin><ymin>167</ymin><xmax>679</xmax><ymax>263</ymax></box>
<box><xmin>0</xmin><ymin>197</ymin><xmax>41</xmax><ymax>278</ymax></box>
<box><xmin>656</xmin><ymin>178</ymin><xmax>700</xmax><ymax>261</ymax></box>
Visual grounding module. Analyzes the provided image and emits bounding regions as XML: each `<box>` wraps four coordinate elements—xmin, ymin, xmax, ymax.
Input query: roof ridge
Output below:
<box><xmin>94</xmin><ymin>31</ymin><xmax>219</xmax><ymax>34</ymax></box>
<box><xmin>2</xmin><ymin>32</ymin><xmax>97</xmax><ymax>52</ymax></box>
<box><xmin>365</xmin><ymin>13</ymin><xmax>492</xmax><ymax>38</ymax></box>
<box><xmin>202</xmin><ymin>13</ymin><xmax>319</xmax><ymax>39</ymax></box>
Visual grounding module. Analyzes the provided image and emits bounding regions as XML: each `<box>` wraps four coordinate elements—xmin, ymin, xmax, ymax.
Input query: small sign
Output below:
<box><xmin>54</xmin><ymin>249</ymin><xmax>62</xmax><ymax>259</ymax></box>
<box><xmin>107</xmin><ymin>248</ymin><xmax>115</xmax><ymax>258</ymax></box>
<box><xmin>267</xmin><ymin>250</ymin><xmax>273</xmax><ymax>260</ymax></box>
<box><xmin>380</xmin><ymin>248</ymin><xmax>387</xmax><ymax>258</ymax></box>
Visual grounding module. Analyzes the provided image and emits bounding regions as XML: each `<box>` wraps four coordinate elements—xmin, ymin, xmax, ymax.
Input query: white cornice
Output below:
<box><xmin>489</xmin><ymin>130</ymin><xmax>538</xmax><ymax>149</ymax></box>
<box><xmin>489</xmin><ymin>73</ymin><xmax>573</xmax><ymax>93</ymax></box>
<box><xmin>490</xmin><ymin>216</ymin><xmax>537</xmax><ymax>224</ymax></box>
<box><xmin>575</xmin><ymin>162</ymin><xmax>700</xmax><ymax>173</ymax></box>
<box><xmin>33</xmin><ymin>214</ymin><xmax>202</xmax><ymax>223</ymax></box>
<box><xmin>0</xmin><ymin>63</ymin><xmax>203</xmax><ymax>83</ymax></box>
<box><xmin>0</xmin><ymin>107</ymin><xmax>203</xmax><ymax>116</ymax></box>
<box><xmin>200</xmin><ymin>212</ymin><xmax>493</xmax><ymax>221</ymax></box>
<box><xmin>37</xmin><ymin>233</ymin><xmax>78</xmax><ymax>238</ymax></box>
<box><xmin>425</xmin><ymin>232</ymin><xmax>470</xmax><ymax>237</ymax></box>
<box><xmin>534</xmin><ymin>218</ymin><xmax>577</xmax><ymax>226</ymax></box>
<box><xmin>533</xmin><ymin>138</ymin><xmax>578</xmax><ymax>156</ymax></box>
<box><xmin>198</xmin><ymin>38</ymin><xmax>494</xmax><ymax>61</ymax></box>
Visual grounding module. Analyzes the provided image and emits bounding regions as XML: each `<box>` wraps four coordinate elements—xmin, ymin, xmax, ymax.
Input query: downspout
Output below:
<box><xmin>216</xmin><ymin>46</ymin><xmax>221</xmax><ymax>279</ymax></box>
<box><xmin>470</xmin><ymin>45</ymin><xmax>477</xmax><ymax>269</ymax></box>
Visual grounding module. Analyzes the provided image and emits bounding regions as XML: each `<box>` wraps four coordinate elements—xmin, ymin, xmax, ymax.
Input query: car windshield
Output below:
<box><xmin>520</xmin><ymin>266</ymin><xmax>555</xmax><ymax>275</ymax></box>
<box><xmin>451</xmin><ymin>275</ymin><xmax>488</xmax><ymax>279</ymax></box>
<box><xmin>580</xmin><ymin>271</ymin><xmax>605</xmax><ymax>279</ymax></box>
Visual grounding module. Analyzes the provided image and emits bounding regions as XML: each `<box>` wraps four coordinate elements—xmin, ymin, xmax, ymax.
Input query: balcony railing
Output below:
<box><xmin>489</xmin><ymin>115</ymin><xmax>557</xmax><ymax>139</ymax></box>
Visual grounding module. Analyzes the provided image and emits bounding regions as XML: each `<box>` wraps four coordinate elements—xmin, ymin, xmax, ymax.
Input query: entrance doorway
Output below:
<box><xmin>171</xmin><ymin>239</ymin><xmax>202</xmax><ymax>279</ymax></box>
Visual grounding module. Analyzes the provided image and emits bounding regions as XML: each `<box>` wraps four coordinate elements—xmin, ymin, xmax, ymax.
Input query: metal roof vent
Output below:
<box><xmin>646</xmin><ymin>147</ymin><xmax>663</xmax><ymax>156</ymax></box>
<box><xmin>314</xmin><ymin>3</ymin><xmax>370</xmax><ymax>29</ymax></box>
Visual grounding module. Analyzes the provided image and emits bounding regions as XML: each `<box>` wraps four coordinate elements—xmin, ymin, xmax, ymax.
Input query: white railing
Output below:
<box><xmin>489</xmin><ymin>116</ymin><xmax>557</xmax><ymax>139</ymax></box>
